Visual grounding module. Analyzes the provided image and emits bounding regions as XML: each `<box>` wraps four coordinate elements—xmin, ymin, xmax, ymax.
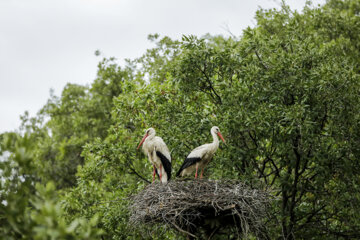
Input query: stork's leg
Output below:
<box><xmin>159</xmin><ymin>164</ymin><xmax>163</xmax><ymax>181</ymax></box>
<box><xmin>200</xmin><ymin>162</ymin><xmax>209</xmax><ymax>179</ymax></box>
<box><xmin>195</xmin><ymin>163</ymin><xmax>199</xmax><ymax>179</ymax></box>
<box><xmin>200</xmin><ymin>169</ymin><xmax>204</xmax><ymax>179</ymax></box>
<box><xmin>152</xmin><ymin>165</ymin><xmax>156</xmax><ymax>183</ymax></box>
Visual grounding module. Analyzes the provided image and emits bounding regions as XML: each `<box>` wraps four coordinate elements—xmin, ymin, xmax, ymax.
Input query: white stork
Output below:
<box><xmin>137</xmin><ymin>128</ymin><xmax>172</xmax><ymax>183</ymax></box>
<box><xmin>176</xmin><ymin>126</ymin><xmax>225</xmax><ymax>179</ymax></box>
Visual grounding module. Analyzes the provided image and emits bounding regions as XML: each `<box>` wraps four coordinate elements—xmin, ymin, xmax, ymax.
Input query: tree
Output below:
<box><xmin>2</xmin><ymin>0</ymin><xmax>360</xmax><ymax>239</ymax></box>
<box><xmin>170</xmin><ymin>1</ymin><xmax>360</xmax><ymax>238</ymax></box>
<box><xmin>18</xmin><ymin>58</ymin><xmax>134</xmax><ymax>189</ymax></box>
<box><xmin>0</xmin><ymin>133</ymin><xmax>102</xmax><ymax>239</ymax></box>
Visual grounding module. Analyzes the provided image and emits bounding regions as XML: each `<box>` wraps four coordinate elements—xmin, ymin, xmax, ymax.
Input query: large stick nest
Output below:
<box><xmin>130</xmin><ymin>180</ymin><xmax>271</xmax><ymax>239</ymax></box>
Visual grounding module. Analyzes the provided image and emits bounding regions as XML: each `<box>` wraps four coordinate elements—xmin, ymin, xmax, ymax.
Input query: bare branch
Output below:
<box><xmin>128</xmin><ymin>166</ymin><xmax>151</xmax><ymax>184</ymax></box>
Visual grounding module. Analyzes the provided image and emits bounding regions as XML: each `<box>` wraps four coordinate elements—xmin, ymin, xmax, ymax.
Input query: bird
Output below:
<box><xmin>176</xmin><ymin>126</ymin><xmax>225</xmax><ymax>179</ymax></box>
<box><xmin>137</xmin><ymin>127</ymin><xmax>172</xmax><ymax>183</ymax></box>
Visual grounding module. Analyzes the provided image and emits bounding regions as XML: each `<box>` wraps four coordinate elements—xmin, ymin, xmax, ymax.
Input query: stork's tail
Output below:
<box><xmin>156</xmin><ymin>151</ymin><xmax>171</xmax><ymax>182</ymax></box>
<box><xmin>176</xmin><ymin>157</ymin><xmax>201</xmax><ymax>177</ymax></box>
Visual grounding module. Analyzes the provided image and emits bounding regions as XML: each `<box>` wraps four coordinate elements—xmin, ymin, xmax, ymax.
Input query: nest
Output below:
<box><xmin>130</xmin><ymin>180</ymin><xmax>271</xmax><ymax>239</ymax></box>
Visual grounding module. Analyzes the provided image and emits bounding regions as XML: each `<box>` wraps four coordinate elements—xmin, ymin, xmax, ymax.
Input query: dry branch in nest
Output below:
<box><xmin>130</xmin><ymin>179</ymin><xmax>271</xmax><ymax>239</ymax></box>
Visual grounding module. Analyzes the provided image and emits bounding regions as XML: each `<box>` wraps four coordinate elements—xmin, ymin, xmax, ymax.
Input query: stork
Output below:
<box><xmin>137</xmin><ymin>128</ymin><xmax>172</xmax><ymax>183</ymax></box>
<box><xmin>176</xmin><ymin>126</ymin><xmax>225</xmax><ymax>179</ymax></box>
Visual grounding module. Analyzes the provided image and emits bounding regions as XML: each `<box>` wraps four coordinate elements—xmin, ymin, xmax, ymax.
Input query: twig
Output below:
<box><xmin>255</xmin><ymin>50</ymin><xmax>269</xmax><ymax>70</ymax></box>
<box><xmin>169</xmin><ymin>221</ymin><xmax>197</xmax><ymax>238</ymax></box>
<box><xmin>130</xmin><ymin>180</ymin><xmax>271</xmax><ymax>238</ymax></box>
<box><xmin>129</xmin><ymin>166</ymin><xmax>151</xmax><ymax>184</ymax></box>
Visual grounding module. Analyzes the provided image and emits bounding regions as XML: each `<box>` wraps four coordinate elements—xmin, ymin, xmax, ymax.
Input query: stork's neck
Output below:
<box><xmin>211</xmin><ymin>129</ymin><xmax>219</xmax><ymax>150</ymax></box>
<box><xmin>147</xmin><ymin>133</ymin><xmax>155</xmax><ymax>142</ymax></box>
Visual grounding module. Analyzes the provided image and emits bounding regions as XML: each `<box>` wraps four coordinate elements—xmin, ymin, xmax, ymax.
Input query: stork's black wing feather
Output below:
<box><xmin>176</xmin><ymin>157</ymin><xmax>201</xmax><ymax>177</ymax></box>
<box><xmin>156</xmin><ymin>151</ymin><xmax>172</xmax><ymax>181</ymax></box>
<box><xmin>155</xmin><ymin>168</ymin><xmax>159</xmax><ymax>178</ymax></box>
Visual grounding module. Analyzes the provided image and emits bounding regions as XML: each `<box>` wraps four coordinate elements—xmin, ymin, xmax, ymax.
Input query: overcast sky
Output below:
<box><xmin>0</xmin><ymin>0</ymin><xmax>325</xmax><ymax>133</ymax></box>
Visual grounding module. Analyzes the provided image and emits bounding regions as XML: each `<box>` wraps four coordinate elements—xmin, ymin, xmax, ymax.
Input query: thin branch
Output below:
<box><xmin>196</xmin><ymin>64</ymin><xmax>222</xmax><ymax>105</ymax></box>
<box><xmin>128</xmin><ymin>166</ymin><xmax>151</xmax><ymax>184</ymax></box>
<box><xmin>254</xmin><ymin>50</ymin><xmax>269</xmax><ymax>70</ymax></box>
<box><xmin>169</xmin><ymin>221</ymin><xmax>197</xmax><ymax>238</ymax></box>
<box><xmin>248</xmin><ymin>130</ymin><xmax>258</xmax><ymax>148</ymax></box>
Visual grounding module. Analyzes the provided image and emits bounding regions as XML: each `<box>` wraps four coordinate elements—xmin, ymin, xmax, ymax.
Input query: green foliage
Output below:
<box><xmin>31</xmin><ymin>182</ymin><xmax>103</xmax><ymax>239</ymax></box>
<box><xmin>0</xmin><ymin>133</ymin><xmax>36</xmax><ymax>239</ymax></box>
<box><xmin>18</xmin><ymin>58</ymin><xmax>134</xmax><ymax>189</ymax></box>
<box><xmin>0</xmin><ymin>134</ymin><xmax>103</xmax><ymax>239</ymax></box>
<box><xmin>2</xmin><ymin>0</ymin><xmax>360</xmax><ymax>239</ymax></box>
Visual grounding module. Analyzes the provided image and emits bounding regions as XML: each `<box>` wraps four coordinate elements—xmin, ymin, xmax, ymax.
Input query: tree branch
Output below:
<box><xmin>254</xmin><ymin>50</ymin><xmax>269</xmax><ymax>70</ymax></box>
<box><xmin>128</xmin><ymin>166</ymin><xmax>151</xmax><ymax>184</ymax></box>
<box><xmin>196</xmin><ymin>64</ymin><xmax>222</xmax><ymax>105</ymax></box>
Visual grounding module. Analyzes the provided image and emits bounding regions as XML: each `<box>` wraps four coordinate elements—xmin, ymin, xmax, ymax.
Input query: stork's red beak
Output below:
<box><xmin>137</xmin><ymin>133</ymin><xmax>148</xmax><ymax>150</ymax></box>
<box><xmin>217</xmin><ymin>132</ymin><xmax>226</xmax><ymax>144</ymax></box>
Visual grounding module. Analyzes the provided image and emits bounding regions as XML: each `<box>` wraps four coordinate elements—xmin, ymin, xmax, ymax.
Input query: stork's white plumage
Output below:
<box><xmin>137</xmin><ymin>128</ymin><xmax>172</xmax><ymax>183</ymax></box>
<box><xmin>176</xmin><ymin>126</ymin><xmax>225</xmax><ymax>179</ymax></box>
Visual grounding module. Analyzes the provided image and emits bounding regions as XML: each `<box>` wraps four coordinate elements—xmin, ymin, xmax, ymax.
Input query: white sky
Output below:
<box><xmin>0</xmin><ymin>0</ymin><xmax>325</xmax><ymax>133</ymax></box>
